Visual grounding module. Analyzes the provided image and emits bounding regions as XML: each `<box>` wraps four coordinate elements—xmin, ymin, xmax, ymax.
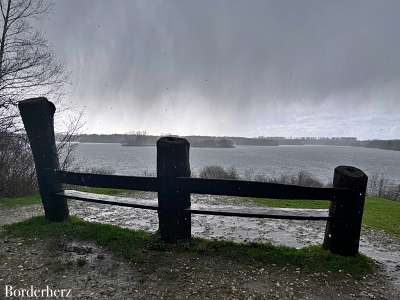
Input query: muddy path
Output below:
<box><xmin>1</xmin><ymin>195</ymin><xmax>400</xmax><ymax>293</ymax></box>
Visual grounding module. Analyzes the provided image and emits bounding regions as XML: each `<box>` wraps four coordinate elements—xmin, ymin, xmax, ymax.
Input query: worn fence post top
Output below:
<box><xmin>18</xmin><ymin>97</ymin><xmax>56</xmax><ymax>114</ymax></box>
<box><xmin>157</xmin><ymin>136</ymin><xmax>189</xmax><ymax>146</ymax></box>
<box><xmin>335</xmin><ymin>166</ymin><xmax>367</xmax><ymax>179</ymax></box>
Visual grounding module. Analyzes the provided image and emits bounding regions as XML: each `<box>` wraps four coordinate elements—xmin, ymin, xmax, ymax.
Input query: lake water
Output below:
<box><xmin>72</xmin><ymin>143</ymin><xmax>400</xmax><ymax>184</ymax></box>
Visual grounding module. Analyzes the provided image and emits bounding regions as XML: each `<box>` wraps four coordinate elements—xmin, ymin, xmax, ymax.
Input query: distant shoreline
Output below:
<box><xmin>72</xmin><ymin>142</ymin><xmax>400</xmax><ymax>152</ymax></box>
<box><xmin>120</xmin><ymin>144</ymin><xmax>236</xmax><ymax>148</ymax></box>
<box><xmin>61</xmin><ymin>134</ymin><xmax>400</xmax><ymax>152</ymax></box>
<box><xmin>121</xmin><ymin>144</ymin><xmax>154</xmax><ymax>147</ymax></box>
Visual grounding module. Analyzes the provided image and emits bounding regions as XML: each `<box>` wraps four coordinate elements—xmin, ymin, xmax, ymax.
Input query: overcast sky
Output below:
<box><xmin>40</xmin><ymin>1</ymin><xmax>400</xmax><ymax>139</ymax></box>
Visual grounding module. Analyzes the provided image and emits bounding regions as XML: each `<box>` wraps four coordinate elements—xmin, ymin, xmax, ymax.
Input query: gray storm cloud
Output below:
<box><xmin>40</xmin><ymin>0</ymin><xmax>400</xmax><ymax>138</ymax></box>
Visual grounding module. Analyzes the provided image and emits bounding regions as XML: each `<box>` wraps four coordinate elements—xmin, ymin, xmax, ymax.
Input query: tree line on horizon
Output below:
<box><xmin>68</xmin><ymin>134</ymin><xmax>400</xmax><ymax>151</ymax></box>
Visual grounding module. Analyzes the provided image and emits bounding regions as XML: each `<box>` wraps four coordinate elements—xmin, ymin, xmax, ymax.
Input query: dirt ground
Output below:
<box><xmin>0</xmin><ymin>204</ymin><xmax>399</xmax><ymax>299</ymax></box>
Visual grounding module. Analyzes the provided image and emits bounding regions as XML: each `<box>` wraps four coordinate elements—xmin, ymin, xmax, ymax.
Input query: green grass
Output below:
<box><xmin>362</xmin><ymin>197</ymin><xmax>400</xmax><ymax>236</ymax></box>
<box><xmin>2</xmin><ymin>216</ymin><xmax>374</xmax><ymax>277</ymax></box>
<box><xmin>74</xmin><ymin>186</ymin><xmax>132</xmax><ymax>196</ymax></box>
<box><xmin>249</xmin><ymin>198</ymin><xmax>329</xmax><ymax>209</ymax></box>
<box><xmin>188</xmin><ymin>239</ymin><xmax>373</xmax><ymax>276</ymax></box>
<box><xmin>0</xmin><ymin>194</ymin><xmax>41</xmax><ymax>207</ymax></box>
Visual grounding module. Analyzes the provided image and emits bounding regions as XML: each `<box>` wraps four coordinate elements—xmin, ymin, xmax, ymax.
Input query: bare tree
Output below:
<box><xmin>0</xmin><ymin>132</ymin><xmax>37</xmax><ymax>195</ymax></box>
<box><xmin>0</xmin><ymin>0</ymin><xmax>67</xmax><ymax>132</ymax></box>
<box><xmin>0</xmin><ymin>0</ymin><xmax>83</xmax><ymax>196</ymax></box>
<box><xmin>56</xmin><ymin>111</ymin><xmax>84</xmax><ymax>170</ymax></box>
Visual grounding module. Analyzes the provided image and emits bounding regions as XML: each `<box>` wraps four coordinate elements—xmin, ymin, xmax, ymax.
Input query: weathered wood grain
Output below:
<box><xmin>56</xmin><ymin>170</ymin><xmax>158</xmax><ymax>192</ymax></box>
<box><xmin>187</xmin><ymin>204</ymin><xmax>329</xmax><ymax>220</ymax></box>
<box><xmin>19</xmin><ymin>97</ymin><xmax>69</xmax><ymax>222</ymax></box>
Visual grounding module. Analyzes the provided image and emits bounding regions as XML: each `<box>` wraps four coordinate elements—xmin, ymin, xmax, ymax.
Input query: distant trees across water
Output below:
<box><xmin>121</xmin><ymin>135</ymin><xmax>235</xmax><ymax>148</ymax></box>
<box><xmin>73</xmin><ymin>134</ymin><xmax>279</xmax><ymax>148</ymax></box>
<box><xmin>121</xmin><ymin>132</ymin><xmax>155</xmax><ymax>146</ymax></box>
<box><xmin>70</xmin><ymin>134</ymin><xmax>400</xmax><ymax>151</ymax></box>
<box><xmin>359</xmin><ymin>140</ymin><xmax>400</xmax><ymax>151</ymax></box>
<box><xmin>188</xmin><ymin>138</ymin><xmax>234</xmax><ymax>148</ymax></box>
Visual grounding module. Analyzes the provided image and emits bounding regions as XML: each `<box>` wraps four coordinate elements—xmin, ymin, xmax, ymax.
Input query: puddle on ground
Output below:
<box><xmin>69</xmin><ymin>195</ymin><xmax>400</xmax><ymax>288</ymax></box>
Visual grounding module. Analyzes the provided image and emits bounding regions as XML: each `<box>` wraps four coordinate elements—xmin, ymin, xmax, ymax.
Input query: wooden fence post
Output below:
<box><xmin>323</xmin><ymin>166</ymin><xmax>368</xmax><ymax>256</ymax></box>
<box><xmin>18</xmin><ymin>97</ymin><xmax>69</xmax><ymax>222</ymax></box>
<box><xmin>157</xmin><ymin>137</ymin><xmax>191</xmax><ymax>243</ymax></box>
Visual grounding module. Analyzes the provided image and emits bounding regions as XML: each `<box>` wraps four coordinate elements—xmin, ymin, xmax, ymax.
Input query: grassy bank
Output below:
<box><xmin>1</xmin><ymin>189</ymin><xmax>399</xmax><ymax>237</ymax></box>
<box><xmin>2</xmin><ymin>216</ymin><xmax>374</xmax><ymax>277</ymax></box>
<box><xmin>362</xmin><ymin>197</ymin><xmax>400</xmax><ymax>236</ymax></box>
<box><xmin>0</xmin><ymin>194</ymin><xmax>41</xmax><ymax>207</ymax></box>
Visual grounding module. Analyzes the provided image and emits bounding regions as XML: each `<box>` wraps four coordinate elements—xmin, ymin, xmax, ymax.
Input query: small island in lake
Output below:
<box><xmin>189</xmin><ymin>137</ymin><xmax>235</xmax><ymax>148</ymax></box>
<box><xmin>121</xmin><ymin>132</ymin><xmax>156</xmax><ymax>146</ymax></box>
<box><xmin>119</xmin><ymin>132</ymin><xmax>237</xmax><ymax>148</ymax></box>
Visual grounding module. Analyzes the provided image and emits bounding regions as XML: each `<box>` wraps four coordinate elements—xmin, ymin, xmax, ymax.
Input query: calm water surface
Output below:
<box><xmin>72</xmin><ymin>143</ymin><xmax>400</xmax><ymax>184</ymax></box>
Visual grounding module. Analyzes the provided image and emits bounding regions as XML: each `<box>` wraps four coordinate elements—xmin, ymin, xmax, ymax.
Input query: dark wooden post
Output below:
<box><xmin>157</xmin><ymin>137</ymin><xmax>191</xmax><ymax>243</ymax></box>
<box><xmin>323</xmin><ymin>166</ymin><xmax>368</xmax><ymax>256</ymax></box>
<box><xmin>18</xmin><ymin>97</ymin><xmax>69</xmax><ymax>222</ymax></box>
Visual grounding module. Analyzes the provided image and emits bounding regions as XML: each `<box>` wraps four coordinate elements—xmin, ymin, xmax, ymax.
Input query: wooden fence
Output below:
<box><xmin>18</xmin><ymin>97</ymin><xmax>368</xmax><ymax>256</ymax></box>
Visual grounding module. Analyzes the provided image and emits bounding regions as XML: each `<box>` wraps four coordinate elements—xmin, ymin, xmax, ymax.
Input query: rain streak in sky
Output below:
<box><xmin>39</xmin><ymin>1</ymin><xmax>400</xmax><ymax>139</ymax></box>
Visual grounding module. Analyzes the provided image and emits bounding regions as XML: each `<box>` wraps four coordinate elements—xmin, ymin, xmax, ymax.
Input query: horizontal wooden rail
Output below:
<box><xmin>56</xmin><ymin>170</ymin><xmax>158</xmax><ymax>192</ymax></box>
<box><xmin>187</xmin><ymin>204</ymin><xmax>329</xmax><ymax>220</ymax></box>
<box><xmin>57</xmin><ymin>190</ymin><xmax>159</xmax><ymax>210</ymax></box>
<box><xmin>57</xmin><ymin>190</ymin><xmax>329</xmax><ymax>220</ymax></box>
<box><xmin>176</xmin><ymin>177</ymin><xmax>343</xmax><ymax>200</ymax></box>
<box><xmin>56</xmin><ymin>171</ymin><xmax>352</xmax><ymax>201</ymax></box>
